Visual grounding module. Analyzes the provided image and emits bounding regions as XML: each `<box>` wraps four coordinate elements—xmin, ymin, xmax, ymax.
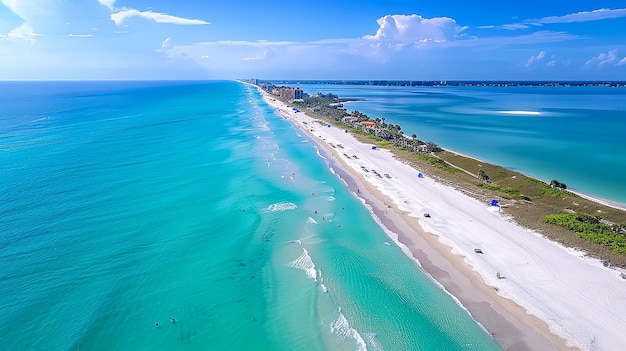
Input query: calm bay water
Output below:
<box><xmin>291</xmin><ymin>84</ymin><xmax>626</xmax><ymax>207</ymax></box>
<box><xmin>0</xmin><ymin>81</ymin><xmax>501</xmax><ymax>350</ymax></box>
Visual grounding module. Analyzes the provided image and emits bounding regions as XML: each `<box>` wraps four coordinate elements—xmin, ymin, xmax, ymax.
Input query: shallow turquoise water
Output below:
<box><xmin>292</xmin><ymin>84</ymin><xmax>626</xmax><ymax>206</ymax></box>
<box><xmin>0</xmin><ymin>81</ymin><xmax>501</xmax><ymax>350</ymax></box>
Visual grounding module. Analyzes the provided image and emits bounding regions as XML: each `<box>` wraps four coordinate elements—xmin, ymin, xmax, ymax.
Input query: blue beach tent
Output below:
<box><xmin>371</xmin><ymin>146</ymin><xmax>377</xmax><ymax>150</ymax></box>
<box><xmin>491</xmin><ymin>199</ymin><xmax>499</xmax><ymax>206</ymax></box>
<box><xmin>418</xmin><ymin>173</ymin><xmax>424</xmax><ymax>178</ymax></box>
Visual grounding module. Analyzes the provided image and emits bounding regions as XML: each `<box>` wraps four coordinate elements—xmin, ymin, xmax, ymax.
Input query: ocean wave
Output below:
<box><xmin>330</xmin><ymin>309</ymin><xmax>368</xmax><ymax>351</ymax></box>
<box><xmin>266</xmin><ymin>201</ymin><xmax>297</xmax><ymax>212</ymax></box>
<box><xmin>288</xmin><ymin>248</ymin><xmax>317</xmax><ymax>280</ymax></box>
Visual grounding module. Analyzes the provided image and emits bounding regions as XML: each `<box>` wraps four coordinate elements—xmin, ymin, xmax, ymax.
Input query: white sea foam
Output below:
<box><xmin>499</xmin><ymin>110</ymin><xmax>541</xmax><ymax>116</ymax></box>
<box><xmin>307</xmin><ymin>217</ymin><xmax>318</xmax><ymax>224</ymax></box>
<box><xmin>330</xmin><ymin>309</ymin><xmax>368</xmax><ymax>351</ymax></box>
<box><xmin>364</xmin><ymin>333</ymin><xmax>385</xmax><ymax>351</ymax></box>
<box><xmin>288</xmin><ymin>248</ymin><xmax>317</xmax><ymax>281</ymax></box>
<box><xmin>266</xmin><ymin>201</ymin><xmax>297</xmax><ymax>212</ymax></box>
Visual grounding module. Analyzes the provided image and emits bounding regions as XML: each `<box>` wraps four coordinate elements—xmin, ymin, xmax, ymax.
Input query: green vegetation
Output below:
<box><xmin>543</xmin><ymin>213</ymin><xmax>626</xmax><ymax>254</ymax></box>
<box><xmin>527</xmin><ymin>178</ymin><xmax>578</xmax><ymax>198</ymax></box>
<box><xmin>478</xmin><ymin>183</ymin><xmax>530</xmax><ymax>201</ymax></box>
<box><xmin>416</xmin><ymin>153</ymin><xmax>459</xmax><ymax>174</ymax></box>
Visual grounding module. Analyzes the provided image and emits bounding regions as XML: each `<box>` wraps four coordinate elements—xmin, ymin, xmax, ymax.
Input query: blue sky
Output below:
<box><xmin>1</xmin><ymin>0</ymin><xmax>626</xmax><ymax>80</ymax></box>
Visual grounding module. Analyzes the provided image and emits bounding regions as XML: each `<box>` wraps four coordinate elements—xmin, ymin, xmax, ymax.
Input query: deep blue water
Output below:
<box><xmin>0</xmin><ymin>81</ymin><xmax>501</xmax><ymax>350</ymax></box>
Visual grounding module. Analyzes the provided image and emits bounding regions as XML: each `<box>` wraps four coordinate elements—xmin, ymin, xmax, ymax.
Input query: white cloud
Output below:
<box><xmin>110</xmin><ymin>8</ymin><xmax>209</xmax><ymax>26</ymax></box>
<box><xmin>530</xmin><ymin>8</ymin><xmax>626</xmax><ymax>25</ymax></box>
<box><xmin>162</xmin><ymin>37</ymin><xmax>171</xmax><ymax>48</ymax></box>
<box><xmin>547</xmin><ymin>60</ymin><xmax>557</xmax><ymax>67</ymax></box>
<box><xmin>618</xmin><ymin>57</ymin><xmax>626</xmax><ymax>66</ymax></box>
<box><xmin>0</xmin><ymin>0</ymin><xmax>49</xmax><ymax>42</ymax></box>
<box><xmin>585</xmin><ymin>49</ymin><xmax>618</xmax><ymax>68</ymax></box>
<box><xmin>7</xmin><ymin>23</ymin><xmax>39</xmax><ymax>43</ymax></box>
<box><xmin>525</xmin><ymin>50</ymin><xmax>546</xmax><ymax>69</ymax></box>
<box><xmin>482</xmin><ymin>8</ymin><xmax>626</xmax><ymax>31</ymax></box>
<box><xmin>363</xmin><ymin>14</ymin><xmax>467</xmax><ymax>44</ymax></box>
<box><xmin>68</xmin><ymin>34</ymin><xmax>94</xmax><ymax>38</ymax></box>
<box><xmin>97</xmin><ymin>0</ymin><xmax>116</xmax><ymax>10</ymax></box>
<box><xmin>97</xmin><ymin>0</ymin><xmax>209</xmax><ymax>26</ymax></box>
<box><xmin>243</xmin><ymin>49</ymin><xmax>274</xmax><ymax>61</ymax></box>
<box><xmin>502</xmin><ymin>23</ymin><xmax>530</xmax><ymax>30</ymax></box>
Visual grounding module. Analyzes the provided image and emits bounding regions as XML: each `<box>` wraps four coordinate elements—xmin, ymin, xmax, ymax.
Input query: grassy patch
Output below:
<box><xmin>527</xmin><ymin>178</ymin><xmax>578</xmax><ymax>198</ymax></box>
<box><xmin>367</xmin><ymin>134</ymin><xmax>384</xmax><ymax>142</ymax></box>
<box><xmin>478</xmin><ymin>183</ymin><xmax>531</xmax><ymax>201</ymax></box>
<box><xmin>416</xmin><ymin>153</ymin><xmax>459</xmax><ymax>174</ymax></box>
<box><xmin>543</xmin><ymin>213</ymin><xmax>626</xmax><ymax>254</ymax></box>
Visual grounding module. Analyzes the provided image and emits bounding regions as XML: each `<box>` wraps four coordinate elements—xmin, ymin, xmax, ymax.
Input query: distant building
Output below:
<box><xmin>271</xmin><ymin>87</ymin><xmax>304</xmax><ymax>101</ymax></box>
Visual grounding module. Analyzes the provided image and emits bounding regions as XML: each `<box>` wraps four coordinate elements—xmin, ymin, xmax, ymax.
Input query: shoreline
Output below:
<box><xmin>323</xmin><ymin>150</ymin><xmax>568</xmax><ymax>350</ymax></box>
<box><xmin>439</xmin><ymin>147</ymin><xmax>626</xmax><ymax>212</ymax></box>
<box><xmin>249</xmin><ymin>82</ymin><xmax>626</xmax><ymax>351</ymax></box>
<box><xmin>301</xmin><ymin>84</ymin><xmax>626</xmax><ymax>210</ymax></box>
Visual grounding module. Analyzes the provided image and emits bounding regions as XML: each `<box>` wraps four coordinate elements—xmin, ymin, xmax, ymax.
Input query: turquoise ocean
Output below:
<box><xmin>0</xmin><ymin>81</ymin><xmax>501</xmax><ymax>350</ymax></box>
<box><xmin>292</xmin><ymin>84</ymin><xmax>626</xmax><ymax>207</ymax></box>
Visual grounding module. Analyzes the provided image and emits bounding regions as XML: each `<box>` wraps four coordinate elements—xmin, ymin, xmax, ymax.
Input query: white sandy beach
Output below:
<box><xmin>257</xmin><ymin>87</ymin><xmax>626</xmax><ymax>351</ymax></box>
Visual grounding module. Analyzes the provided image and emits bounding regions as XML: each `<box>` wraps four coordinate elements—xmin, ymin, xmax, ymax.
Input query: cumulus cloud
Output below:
<box><xmin>618</xmin><ymin>57</ymin><xmax>626</xmax><ymax>66</ymax></box>
<box><xmin>98</xmin><ymin>1</ymin><xmax>209</xmax><ymax>26</ymax></box>
<box><xmin>585</xmin><ymin>49</ymin><xmax>618</xmax><ymax>68</ymax></box>
<box><xmin>162</xmin><ymin>37</ymin><xmax>171</xmax><ymax>48</ymax></box>
<box><xmin>363</xmin><ymin>14</ymin><xmax>467</xmax><ymax>45</ymax></box>
<box><xmin>525</xmin><ymin>51</ymin><xmax>546</xmax><ymax>69</ymax></box>
<box><xmin>68</xmin><ymin>34</ymin><xmax>94</xmax><ymax>38</ymax></box>
<box><xmin>0</xmin><ymin>0</ymin><xmax>47</xmax><ymax>42</ymax></box>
